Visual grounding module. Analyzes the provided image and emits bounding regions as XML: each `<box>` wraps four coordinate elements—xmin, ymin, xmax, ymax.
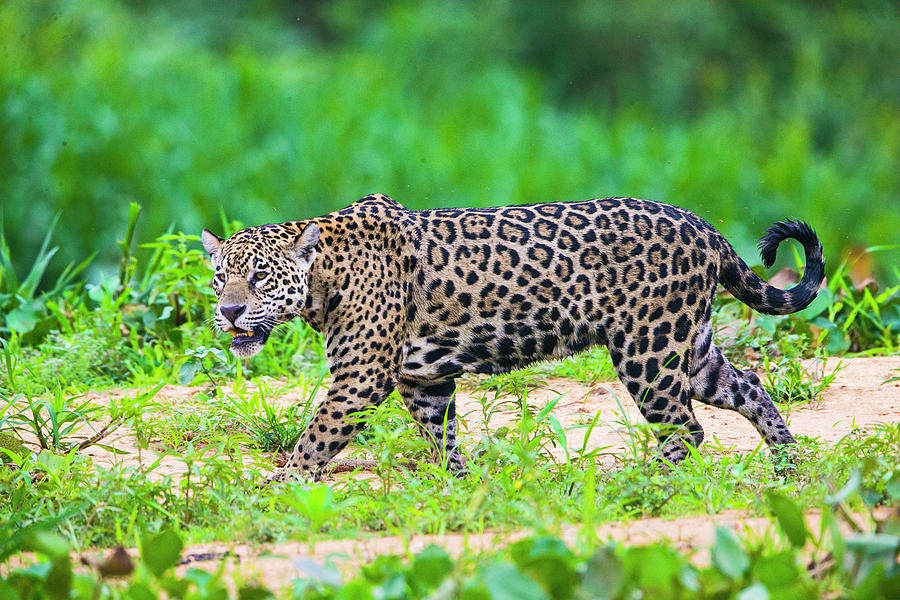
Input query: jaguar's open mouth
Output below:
<box><xmin>227</xmin><ymin>326</ymin><xmax>270</xmax><ymax>349</ymax></box>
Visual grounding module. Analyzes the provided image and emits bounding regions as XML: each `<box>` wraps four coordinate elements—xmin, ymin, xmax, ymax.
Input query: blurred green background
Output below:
<box><xmin>2</xmin><ymin>0</ymin><xmax>899</xmax><ymax>282</ymax></box>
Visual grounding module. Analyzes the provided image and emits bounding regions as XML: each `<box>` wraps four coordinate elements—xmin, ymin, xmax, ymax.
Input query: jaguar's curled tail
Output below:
<box><xmin>719</xmin><ymin>219</ymin><xmax>825</xmax><ymax>316</ymax></box>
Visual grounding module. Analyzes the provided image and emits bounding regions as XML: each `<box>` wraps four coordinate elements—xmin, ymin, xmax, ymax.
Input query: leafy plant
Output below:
<box><xmin>177</xmin><ymin>345</ymin><xmax>230</xmax><ymax>387</ymax></box>
<box><xmin>219</xmin><ymin>372</ymin><xmax>324</xmax><ymax>453</ymax></box>
<box><xmin>0</xmin><ymin>389</ymin><xmax>100</xmax><ymax>452</ymax></box>
<box><xmin>0</xmin><ymin>214</ymin><xmax>93</xmax><ymax>344</ymax></box>
<box><xmin>762</xmin><ymin>352</ymin><xmax>845</xmax><ymax>406</ymax></box>
<box><xmin>277</xmin><ymin>484</ymin><xmax>346</xmax><ymax>552</ymax></box>
<box><xmin>799</xmin><ymin>246</ymin><xmax>900</xmax><ymax>354</ymax></box>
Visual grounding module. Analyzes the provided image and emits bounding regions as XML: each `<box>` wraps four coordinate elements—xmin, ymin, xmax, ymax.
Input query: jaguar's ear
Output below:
<box><xmin>291</xmin><ymin>223</ymin><xmax>320</xmax><ymax>266</ymax></box>
<box><xmin>201</xmin><ymin>229</ymin><xmax>225</xmax><ymax>265</ymax></box>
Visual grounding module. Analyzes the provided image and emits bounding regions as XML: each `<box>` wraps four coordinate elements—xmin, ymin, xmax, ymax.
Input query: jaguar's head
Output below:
<box><xmin>201</xmin><ymin>222</ymin><xmax>319</xmax><ymax>358</ymax></box>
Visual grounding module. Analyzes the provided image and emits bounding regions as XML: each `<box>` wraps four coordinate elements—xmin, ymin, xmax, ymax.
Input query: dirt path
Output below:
<box><xmin>451</xmin><ymin>356</ymin><xmax>900</xmax><ymax>465</ymax></box>
<box><xmin>75</xmin><ymin>355</ymin><xmax>900</xmax><ymax>473</ymax></box>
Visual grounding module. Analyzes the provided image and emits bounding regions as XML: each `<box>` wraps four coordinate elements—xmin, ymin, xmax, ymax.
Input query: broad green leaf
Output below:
<box><xmin>460</xmin><ymin>582</ymin><xmax>491</xmax><ymax>600</ymax></box>
<box><xmin>711</xmin><ymin>527</ymin><xmax>750</xmax><ymax>579</ymax></box>
<box><xmin>885</xmin><ymin>473</ymin><xmax>900</xmax><ymax>500</ymax></box>
<box><xmin>35</xmin><ymin>452</ymin><xmax>70</xmax><ymax>481</ymax></box>
<box><xmin>811</xmin><ymin>317</ymin><xmax>851</xmax><ymax>353</ymax></box>
<box><xmin>126</xmin><ymin>581</ymin><xmax>158</xmax><ymax>600</ymax></box>
<box><xmin>623</xmin><ymin>545</ymin><xmax>683</xmax><ymax>591</ymax></box>
<box><xmin>19</xmin><ymin>561</ymin><xmax>53</xmax><ymax>579</ymax></box>
<box><xmin>754</xmin><ymin>315</ymin><xmax>778</xmax><ymax>335</ymax></box>
<box><xmin>27</xmin><ymin>530</ymin><xmax>69</xmax><ymax>559</ymax></box>
<box><xmin>853</xmin><ymin>562</ymin><xmax>888</xmax><ymax>599</ymax></box>
<box><xmin>336</xmin><ymin>580</ymin><xmax>376</xmax><ymax>600</ymax></box>
<box><xmin>845</xmin><ymin>533</ymin><xmax>900</xmax><ymax>557</ymax></box>
<box><xmin>141</xmin><ymin>528</ymin><xmax>183</xmax><ymax>577</ymax></box>
<box><xmin>72</xmin><ymin>573</ymin><xmax>99</xmax><ymax>600</ymax></box>
<box><xmin>377</xmin><ymin>573</ymin><xmax>406</xmax><ymax>599</ymax></box>
<box><xmin>482</xmin><ymin>563</ymin><xmax>549</xmax><ymax>600</ymax></box>
<box><xmin>510</xmin><ymin>537</ymin><xmax>575</xmax><ymax>600</ymax></box>
<box><xmin>239</xmin><ymin>586</ymin><xmax>275</xmax><ymax>600</ymax></box>
<box><xmin>795</xmin><ymin>287</ymin><xmax>833</xmax><ymax>320</ymax></box>
<box><xmin>44</xmin><ymin>557</ymin><xmax>73</xmax><ymax>600</ymax></box>
<box><xmin>178</xmin><ymin>359</ymin><xmax>202</xmax><ymax>385</ymax></box>
<box><xmin>752</xmin><ymin>552</ymin><xmax>799</xmax><ymax>589</ymax></box>
<box><xmin>160</xmin><ymin>577</ymin><xmax>191</xmax><ymax>598</ymax></box>
<box><xmin>410</xmin><ymin>545</ymin><xmax>452</xmax><ymax>592</ymax></box>
<box><xmin>767</xmin><ymin>492</ymin><xmax>808</xmax><ymax>548</ymax></box>
<box><xmin>736</xmin><ymin>582</ymin><xmax>769</xmax><ymax>600</ymax></box>
<box><xmin>5</xmin><ymin>303</ymin><xmax>40</xmax><ymax>334</ymax></box>
<box><xmin>291</xmin><ymin>558</ymin><xmax>342</xmax><ymax>587</ymax></box>
<box><xmin>582</xmin><ymin>546</ymin><xmax>623</xmax><ymax>599</ymax></box>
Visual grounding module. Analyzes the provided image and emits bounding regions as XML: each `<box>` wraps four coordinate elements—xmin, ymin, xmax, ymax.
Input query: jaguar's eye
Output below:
<box><xmin>214</xmin><ymin>273</ymin><xmax>226</xmax><ymax>285</ymax></box>
<box><xmin>250</xmin><ymin>271</ymin><xmax>268</xmax><ymax>284</ymax></box>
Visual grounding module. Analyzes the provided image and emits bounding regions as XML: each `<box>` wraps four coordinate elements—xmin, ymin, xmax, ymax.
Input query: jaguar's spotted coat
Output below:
<box><xmin>201</xmin><ymin>194</ymin><xmax>824</xmax><ymax>480</ymax></box>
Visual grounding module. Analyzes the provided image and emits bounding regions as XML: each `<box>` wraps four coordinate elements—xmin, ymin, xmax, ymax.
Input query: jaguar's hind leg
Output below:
<box><xmin>689</xmin><ymin>322</ymin><xmax>796</xmax><ymax>448</ymax></box>
<box><xmin>397</xmin><ymin>378</ymin><xmax>466</xmax><ymax>472</ymax></box>
<box><xmin>611</xmin><ymin>337</ymin><xmax>703</xmax><ymax>465</ymax></box>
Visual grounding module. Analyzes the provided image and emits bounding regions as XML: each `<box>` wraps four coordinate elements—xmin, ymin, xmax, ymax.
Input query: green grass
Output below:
<box><xmin>2</xmin><ymin>404</ymin><xmax>899</xmax><ymax>597</ymax></box>
<box><xmin>2</xmin><ymin>350</ymin><xmax>899</xmax><ymax>597</ymax></box>
<box><xmin>3</xmin><ymin>371</ymin><xmax>899</xmax><ymax>543</ymax></box>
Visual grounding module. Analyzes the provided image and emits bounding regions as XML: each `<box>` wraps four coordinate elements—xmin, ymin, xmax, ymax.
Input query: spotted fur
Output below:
<box><xmin>202</xmin><ymin>194</ymin><xmax>824</xmax><ymax>480</ymax></box>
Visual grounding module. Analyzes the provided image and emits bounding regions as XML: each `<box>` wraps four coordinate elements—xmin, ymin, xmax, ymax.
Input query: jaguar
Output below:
<box><xmin>201</xmin><ymin>194</ymin><xmax>824</xmax><ymax>481</ymax></box>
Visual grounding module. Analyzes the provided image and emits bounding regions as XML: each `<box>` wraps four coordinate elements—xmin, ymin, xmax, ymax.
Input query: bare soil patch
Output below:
<box><xmin>71</xmin><ymin>355</ymin><xmax>900</xmax><ymax>476</ymax></box>
<box><xmin>453</xmin><ymin>356</ymin><xmax>900</xmax><ymax>465</ymax></box>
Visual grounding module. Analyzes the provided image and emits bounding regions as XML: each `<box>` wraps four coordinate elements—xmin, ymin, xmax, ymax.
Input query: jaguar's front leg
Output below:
<box><xmin>270</xmin><ymin>369</ymin><xmax>394</xmax><ymax>483</ymax></box>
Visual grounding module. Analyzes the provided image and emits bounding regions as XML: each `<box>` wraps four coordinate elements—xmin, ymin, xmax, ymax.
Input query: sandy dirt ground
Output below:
<box><xmin>74</xmin><ymin>355</ymin><xmax>899</xmax><ymax>475</ymax></box>
<box><xmin>455</xmin><ymin>355</ymin><xmax>900</xmax><ymax>465</ymax></box>
<box><xmin>9</xmin><ymin>356</ymin><xmax>900</xmax><ymax>588</ymax></box>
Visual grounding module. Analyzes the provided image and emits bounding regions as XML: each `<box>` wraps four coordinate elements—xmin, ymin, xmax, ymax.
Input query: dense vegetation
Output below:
<box><xmin>2</xmin><ymin>0</ymin><xmax>899</xmax><ymax>281</ymax></box>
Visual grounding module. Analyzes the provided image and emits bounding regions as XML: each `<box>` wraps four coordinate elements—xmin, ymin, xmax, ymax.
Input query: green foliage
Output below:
<box><xmin>711</xmin><ymin>527</ymin><xmax>749</xmax><ymax>580</ymax></box>
<box><xmin>0</xmin><ymin>215</ymin><xmax>93</xmax><ymax>345</ymax></box>
<box><xmin>766</xmin><ymin>491</ymin><xmax>809</xmax><ymax>548</ymax></box>
<box><xmin>806</xmin><ymin>249</ymin><xmax>900</xmax><ymax>354</ymax></box>
<box><xmin>2</xmin><ymin>0</ymin><xmax>899</xmax><ymax>284</ymax></box>
<box><xmin>3</xmin><ymin>501</ymin><xmax>899</xmax><ymax>599</ymax></box>
<box><xmin>0</xmin><ymin>388</ymin><xmax>100</xmax><ymax>451</ymax></box>
<box><xmin>762</xmin><ymin>352</ymin><xmax>843</xmax><ymax>407</ymax></box>
<box><xmin>218</xmin><ymin>375</ymin><xmax>322</xmax><ymax>452</ymax></box>
<box><xmin>0</xmin><ymin>431</ymin><xmax>26</xmax><ymax>463</ymax></box>
<box><xmin>140</xmin><ymin>528</ymin><xmax>183</xmax><ymax>578</ymax></box>
<box><xmin>711</xmin><ymin>247</ymin><xmax>900</xmax><ymax>379</ymax></box>
<box><xmin>1</xmin><ymin>360</ymin><xmax>898</xmax><ymax>596</ymax></box>
<box><xmin>178</xmin><ymin>346</ymin><xmax>229</xmax><ymax>387</ymax></box>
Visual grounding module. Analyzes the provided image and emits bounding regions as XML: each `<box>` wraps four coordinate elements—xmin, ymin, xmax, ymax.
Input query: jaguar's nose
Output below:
<box><xmin>220</xmin><ymin>304</ymin><xmax>247</xmax><ymax>325</ymax></box>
